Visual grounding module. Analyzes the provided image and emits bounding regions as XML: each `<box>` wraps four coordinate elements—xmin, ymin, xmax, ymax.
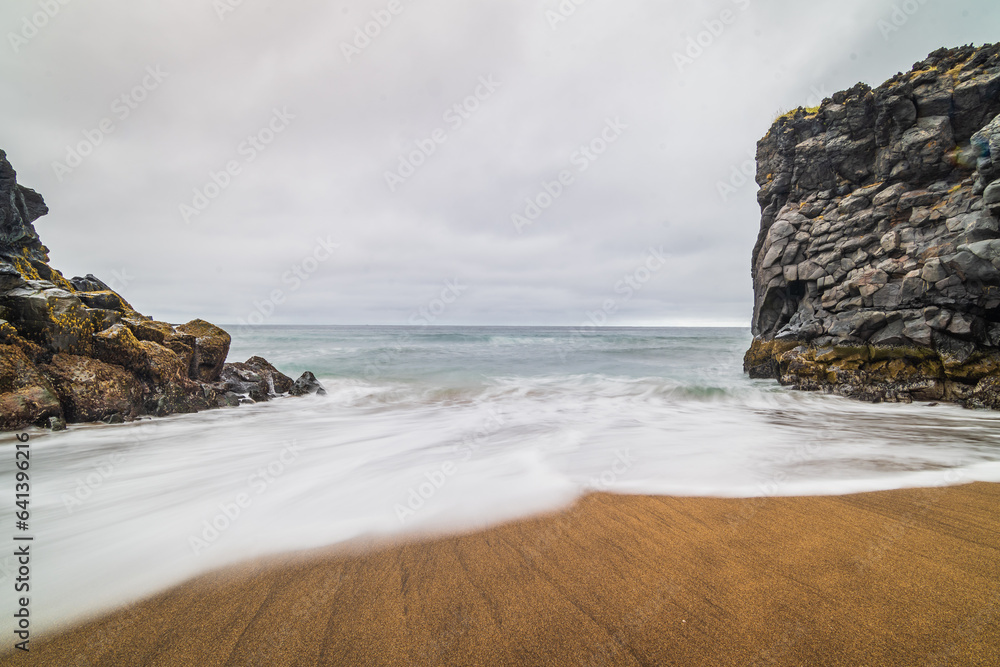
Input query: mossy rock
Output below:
<box><xmin>0</xmin><ymin>343</ymin><xmax>62</xmax><ymax>429</ymax></box>
<box><xmin>139</xmin><ymin>341</ymin><xmax>187</xmax><ymax>386</ymax></box>
<box><xmin>145</xmin><ymin>378</ymin><xmax>218</xmax><ymax>417</ymax></box>
<box><xmin>970</xmin><ymin>376</ymin><xmax>1000</xmax><ymax>409</ymax></box>
<box><xmin>92</xmin><ymin>324</ymin><xmax>148</xmax><ymax>374</ymax></box>
<box><xmin>175</xmin><ymin>319</ymin><xmax>231</xmax><ymax>382</ymax></box>
<box><xmin>122</xmin><ymin>318</ymin><xmax>174</xmax><ymax>344</ymax></box>
<box><xmin>76</xmin><ymin>290</ymin><xmax>135</xmax><ymax>314</ymax></box>
<box><xmin>39</xmin><ymin>353</ymin><xmax>144</xmax><ymax>423</ymax></box>
<box><xmin>0</xmin><ymin>319</ymin><xmax>46</xmax><ymax>363</ymax></box>
<box><xmin>941</xmin><ymin>352</ymin><xmax>1000</xmax><ymax>383</ymax></box>
<box><xmin>868</xmin><ymin>345</ymin><xmax>939</xmax><ymax>362</ymax></box>
<box><xmin>743</xmin><ymin>338</ymin><xmax>798</xmax><ymax>378</ymax></box>
<box><xmin>0</xmin><ymin>282</ymin><xmax>94</xmax><ymax>354</ymax></box>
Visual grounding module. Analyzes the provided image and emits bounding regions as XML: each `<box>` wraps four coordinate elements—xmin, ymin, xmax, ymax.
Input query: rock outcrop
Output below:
<box><xmin>0</xmin><ymin>149</ymin><xmax>324</xmax><ymax>430</ymax></box>
<box><xmin>746</xmin><ymin>44</ymin><xmax>1000</xmax><ymax>409</ymax></box>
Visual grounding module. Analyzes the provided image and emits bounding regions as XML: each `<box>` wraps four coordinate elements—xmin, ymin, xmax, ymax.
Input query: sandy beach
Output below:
<box><xmin>7</xmin><ymin>483</ymin><xmax>1000</xmax><ymax>666</ymax></box>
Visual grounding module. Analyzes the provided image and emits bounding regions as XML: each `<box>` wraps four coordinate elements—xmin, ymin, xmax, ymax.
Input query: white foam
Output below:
<box><xmin>3</xmin><ymin>376</ymin><xmax>1000</xmax><ymax>635</ymax></box>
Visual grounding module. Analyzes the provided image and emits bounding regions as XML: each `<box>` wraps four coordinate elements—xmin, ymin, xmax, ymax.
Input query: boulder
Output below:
<box><xmin>139</xmin><ymin>341</ymin><xmax>188</xmax><ymax>386</ymax></box>
<box><xmin>92</xmin><ymin>323</ymin><xmax>149</xmax><ymax>374</ymax></box>
<box><xmin>0</xmin><ymin>343</ymin><xmax>62</xmax><ymax>429</ymax></box>
<box><xmin>69</xmin><ymin>274</ymin><xmax>113</xmax><ymax>292</ymax></box>
<box><xmin>75</xmin><ymin>290</ymin><xmax>135</xmax><ymax>313</ymax></box>
<box><xmin>40</xmin><ymin>354</ymin><xmax>144</xmax><ymax>423</ymax></box>
<box><xmin>0</xmin><ymin>280</ymin><xmax>94</xmax><ymax>355</ymax></box>
<box><xmin>145</xmin><ymin>377</ymin><xmax>218</xmax><ymax>417</ymax></box>
<box><xmin>217</xmin><ymin>356</ymin><xmax>295</xmax><ymax>402</ymax></box>
<box><xmin>175</xmin><ymin>319</ymin><xmax>231</xmax><ymax>382</ymax></box>
<box><xmin>122</xmin><ymin>317</ymin><xmax>173</xmax><ymax>344</ymax></box>
<box><xmin>291</xmin><ymin>371</ymin><xmax>327</xmax><ymax>396</ymax></box>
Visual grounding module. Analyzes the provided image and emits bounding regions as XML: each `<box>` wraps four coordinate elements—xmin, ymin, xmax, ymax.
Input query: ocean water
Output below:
<box><xmin>4</xmin><ymin>325</ymin><xmax>1000</xmax><ymax>634</ymax></box>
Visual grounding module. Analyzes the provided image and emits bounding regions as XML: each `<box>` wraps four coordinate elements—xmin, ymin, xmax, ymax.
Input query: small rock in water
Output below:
<box><xmin>291</xmin><ymin>371</ymin><xmax>327</xmax><ymax>396</ymax></box>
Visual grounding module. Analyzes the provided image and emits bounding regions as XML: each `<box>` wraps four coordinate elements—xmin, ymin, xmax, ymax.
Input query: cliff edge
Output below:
<box><xmin>0</xmin><ymin>149</ymin><xmax>324</xmax><ymax>430</ymax></box>
<box><xmin>745</xmin><ymin>43</ymin><xmax>1000</xmax><ymax>407</ymax></box>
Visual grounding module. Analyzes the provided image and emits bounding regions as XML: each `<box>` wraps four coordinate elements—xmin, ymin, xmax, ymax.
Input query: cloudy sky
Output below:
<box><xmin>1</xmin><ymin>0</ymin><xmax>997</xmax><ymax>326</ymax></box>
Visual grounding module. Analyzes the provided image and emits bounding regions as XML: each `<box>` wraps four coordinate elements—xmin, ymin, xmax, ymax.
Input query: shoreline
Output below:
<box><xmin>6</xmin><ymin>483</ymin><xmax>999</xmax><ymax>666</ymax></box>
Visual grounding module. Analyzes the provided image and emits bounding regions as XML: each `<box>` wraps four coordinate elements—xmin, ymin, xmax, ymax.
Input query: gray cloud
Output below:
<box><xmin>2</xmin><ymin>0</ymin><xmax>997</xmax><ymax>326</ymax></box>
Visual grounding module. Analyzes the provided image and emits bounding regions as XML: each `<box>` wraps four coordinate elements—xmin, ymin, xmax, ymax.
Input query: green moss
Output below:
<box><xmin>773</xmin><ymin>105</ymin><xmax>821</xmax><ymax>124</ymax></box>
<box><xmin>44</xmin><ymin>301</ymin><xmax>94</xmax><ymax>355</ymax></box>
<box><xmin>868</xmin><ymin>345</ymin><xmax>938</xmax><ymax>362</ymax></box>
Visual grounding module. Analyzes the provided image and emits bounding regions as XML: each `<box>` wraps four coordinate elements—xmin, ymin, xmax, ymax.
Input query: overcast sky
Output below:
<box><xmin>1</xmin><ymin>0</ymin><xmax>997</xmax><ymax>326</ymax></box>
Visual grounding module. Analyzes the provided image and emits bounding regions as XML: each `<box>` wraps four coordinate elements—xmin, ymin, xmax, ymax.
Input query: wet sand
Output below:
<box><xmin>7</xmin><ymin>483</ymin><xmax>1000</xmax><ymax>666</ymax></box>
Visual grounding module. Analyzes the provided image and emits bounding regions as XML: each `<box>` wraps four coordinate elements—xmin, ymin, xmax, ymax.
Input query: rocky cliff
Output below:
<box><xmin>745</xmin><ymin>43</ymin><xmax>1000</xmax><ymax>408</ymax></box>
<box><xmin>0</xmin><ymin>149</ymin><xmax>324</xmax><ymax>430</ymax></box>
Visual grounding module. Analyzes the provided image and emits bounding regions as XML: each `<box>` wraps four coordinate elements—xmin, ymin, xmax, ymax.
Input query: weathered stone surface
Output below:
<box><xmin>970</xmin><ymin>375</ymin><xmax>1000</xmax><ymax>409</ymax></box>
<box><xmin>92</xmin><ymin>324</ymin><xmax>149</xmax><ymax>374</ymax></box>
<box><xmin>0</xmin><ymin>281</ymin><xmax>95</xmax><ymax>355</ymax></box>
<box><xmin>145</xmin><ymin>377</ymin><xmax>219</xmax><ymax>417</ymax></box>
<box><xmin>75</xmin><ymin>289</ymin><xmax>136</xmax><ymax>314</ymax></box>
<box><xmin>290</xmin><ymin>371</ymin><xmax>327</xmax><ymax>396</ymax></box>
<box><xmin>0</xmin><ymin>149</ymin><xmax>47</xmax><ymax>262</ymax></box>
<box><xmin>0</xmin><ymin>342</ymin><xmax>62</xmax><ymax>429</ymax></box>
<box><xmin>139</xmin><ymin>341</ymin><xmax>188</xmax><ymax>386</ymax></box>
<box><xmin>748</xmin><ymin>44</ymin><xmax>1000</xmax><ymax>407</ymax></box>
<box><xmin>122</xmin><ymin>317</ymin><xmax>173</xmax><ymax>344</ymax></box>
<box><xmin>175</xmin><ymin>319</ymin><xmax>231</xmax><ymax>382</ymax></box>
<box><xmin>217</xmin><ymin>356</ymin><xmax>295</xmax><ymax>402</ymax></box>
<box><xmin>40</xmin><ymin>354</ymin><xmax>144</xmax><ymax>423</ymax></box>
<box><xmin>0</xmin><ymin>319</ymin><xmax>45</xmax><ymax>362</ymax></box>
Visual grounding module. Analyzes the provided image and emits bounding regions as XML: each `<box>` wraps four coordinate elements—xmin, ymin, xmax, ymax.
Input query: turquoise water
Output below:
<box><xmin>4</xmin><ymin>325</ymin><xmax>1000</xmax><ymax>634</ymax></box>
<box><xmin>228</xmin><ymin>325</ymin><xmax>754</xmax><ymax>393</ymax></box>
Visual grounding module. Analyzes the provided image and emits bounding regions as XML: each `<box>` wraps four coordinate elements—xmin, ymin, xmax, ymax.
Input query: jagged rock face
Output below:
<box><xmin>0</xmin><ymin>148</ymin><xmax>48</xmax><ymax>264</ymax></box>
<box><xmin>747</xmin><ymin>44</ymin><xmax>1000</xmax><ymax>407</ymax></box>
<box><xmin>0</xmin><ymin>150</ymin><xmax>323</xmax><ymax>429</ymax></box>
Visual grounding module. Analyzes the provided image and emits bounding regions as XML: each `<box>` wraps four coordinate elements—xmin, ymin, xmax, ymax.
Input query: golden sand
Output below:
<box><xmin>7</xmin><ymin>483</ymin><xmax>1000</xmax><ymax>666</ymax></box>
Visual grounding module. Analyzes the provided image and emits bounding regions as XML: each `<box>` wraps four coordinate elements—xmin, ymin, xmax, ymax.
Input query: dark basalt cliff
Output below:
<box><xmin>0</xmin><ymin>149</ymin><xmax>324</xmax><ymax>430</ymax></box>
<box><xmin>745</xmin><ymin>44</ymin><xmax>1000</xmax><ymax>408</ymax></box>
